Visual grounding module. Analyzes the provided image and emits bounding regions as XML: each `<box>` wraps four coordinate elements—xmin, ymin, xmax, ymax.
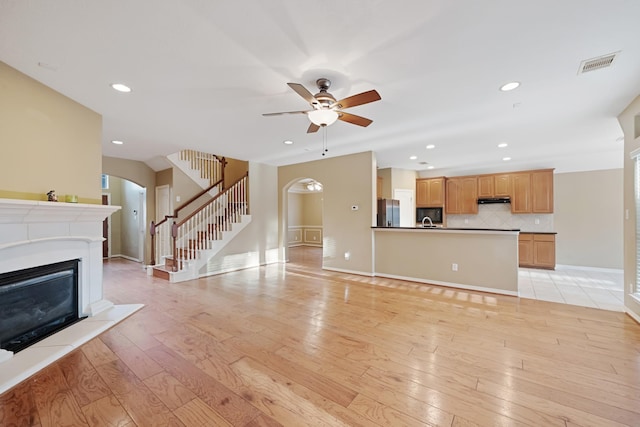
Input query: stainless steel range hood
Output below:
<box><xmin>477</xmin><ymin>197</ymin><xmax>511</xmax><ymax>204</ymax></box>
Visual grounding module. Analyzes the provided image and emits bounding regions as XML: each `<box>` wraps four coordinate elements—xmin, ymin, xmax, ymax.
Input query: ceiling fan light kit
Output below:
<box><xmin>263</xmin><ymin>78</ymin><xmax>381</xmax><ymax>133</ymax></box>
<box><xmin>307</xmin><ymin>109</ymin><xmax>339</xmax><ymax>126</ymax></box>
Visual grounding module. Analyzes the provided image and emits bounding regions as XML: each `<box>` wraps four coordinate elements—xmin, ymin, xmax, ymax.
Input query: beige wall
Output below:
<box><xmin>102</xmin><ymin>156</ymin><xmax>156</xmax><ymax>264</ymax></box>
<box><xmin>391</xmin><ymin>168</ymin><xmax>417</xmax><ymax>193</ymax></box>
<box><xmin>554</xmin><ymin>169</ymin><xmax>623</xmax><ymax>269</ymax></box>
<box><xmin>0</xmin><ymin>61</ymin><xmax>102</xmax><ymax>203</ymax></box>
<box><xmin>279</xmin><ymin>151</ymin><xmax>376</xmax><ymax>274</ymax></box>
<box><xmin>618</xmin><ymin>94</ymin><xmax>640</xmax><ymax>319</ymax></box>
<box><xmin>302</xmin><ymin>192</ymin><xmax>323</xmax><ymax>225</ymax></box>
<box><xmin>374</xmin><ymin>229</ymin><xmax>518</xmax><ymax>294</ymax></box>
<box><xmin>288</xmin><ymin>193</ymin><xmax>303</xmax><ymax>226</ymax></box>
<box><xmin>199</xmin><ymin>162</ymin><xmax>279</xmax><ymax>274</ymax></box>
<box><xmin>156</xmin><ymin>168</ymin><xmax>172</xmax><ymax>188</ymax></box>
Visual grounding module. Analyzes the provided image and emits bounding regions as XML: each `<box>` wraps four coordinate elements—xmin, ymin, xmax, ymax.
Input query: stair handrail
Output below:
<box><xmin>171</xmin><ymin>172</ymin><xmax>249</xmax><ymax>271</ymax></box>
<box><xmin>150</xmin><ymin>154</ymin><xmax>226</xmax><ymax>265</ymax></box>
<box><xmin>176</xmin><ymin>171</ymin><xmax>248</xmax><ymax>228</ymax></box>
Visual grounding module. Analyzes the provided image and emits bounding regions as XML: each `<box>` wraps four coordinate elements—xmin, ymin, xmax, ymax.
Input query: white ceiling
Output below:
<box><xmin>1</xmin><ymin>1</ymin><xmax>638</xmax><ymax>176</ymax></box>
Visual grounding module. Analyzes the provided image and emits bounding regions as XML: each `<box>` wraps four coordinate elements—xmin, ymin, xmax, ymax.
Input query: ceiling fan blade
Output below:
<box><xmin>307</xmin><ymin>123</ymin><xmax>320</xmax><ymax>133</ymax></box>
<box><xmin>287</xmin><ymin>83</ymin><xmax>318</xmax><ymax>106</ymax></box>
<box><xmin>331</xmin><ymin>90</ymin><xmax>381</xmax><ymax>109</ymax></box>
<box><xmin>338</xmin><ymin>112</ymin><xmax>373</xmax><ymax>127</ymax></box>
<box><xmin>262</xmin><ymin>110</ymin><xmax>308</xmax><ymax>116</ymax></box>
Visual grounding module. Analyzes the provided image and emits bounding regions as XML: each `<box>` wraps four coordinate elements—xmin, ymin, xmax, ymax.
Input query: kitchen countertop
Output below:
<box><xmin>372</xmin><ymin>226</ymin><xmax>520</xmax><ymax>232</ymax></box>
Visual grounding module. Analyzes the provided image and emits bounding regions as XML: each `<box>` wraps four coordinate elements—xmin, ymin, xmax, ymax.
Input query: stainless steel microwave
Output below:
<box><xmin>416</xmin><ymin>207</ymin><xmax>443</xmax><ymax>224</ymax></box>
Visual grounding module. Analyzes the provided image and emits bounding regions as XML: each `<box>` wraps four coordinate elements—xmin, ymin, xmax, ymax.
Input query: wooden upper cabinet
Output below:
<box><xmin>377</xmin><ymin>176</ymin><xmax>383</xmax><ymax>200</ymax></box>
<box><xmin>416</xmin><ymin>178</ymin><xmax>444</xmax><ymax>207</ymax></box>
<box><xmin>477</xmin><ymin>174</ymin><xmax>512</xmax><ymax>198</ymax></box>
<box><xmin>477</xmin><ymin>176</ymin><xmax>493</xmax><ymax>198</ymax></box>
<box><xmin>510</xmin><ymin>169</ymin><xmax>554</xmax><ymax>214</ymax></box>
<box><xmin>510</xmin><ymin>173</ymin><xmax>532</xmax><ymax>213</ymax></box>
<box><xmin>494</xmin><ymin>174</ymin><xmax>511</xmax><ymax>197</ymax></box>
<box><xmin>531</xmin><ymin>170</ymin><xmax>553</xmax><ymax>213</ymax></box>
<box><xmin>445</xmin><ymin>177</ymin><xmax>477</xmax><ymax>214</ymax></box>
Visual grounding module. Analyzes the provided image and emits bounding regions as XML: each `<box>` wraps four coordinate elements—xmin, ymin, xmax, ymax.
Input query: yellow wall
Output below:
<box><xmin>279</xmin><ymin>151</ymin><xmax>376</xmax><ymax>274</ymax></box>
<box><xmin>302</xmin><ymin>192</ymin><xmax>323</xmax><ymax>225</ymax></box>
<box><xmin>0</xmin><ymin>61</ymin><xmax>102</xmax><ymax>203</ymax></box>
<box><xmin>618</xmin><ymin>94</ymin><xmax>640</xmax><ymax>319</ymax></box>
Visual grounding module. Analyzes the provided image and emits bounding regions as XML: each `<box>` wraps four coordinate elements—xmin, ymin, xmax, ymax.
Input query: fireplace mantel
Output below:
<box><xmin>0</xmin><ymin>198</ymin><xmax>120</xmax><ymax>225</ymax></box>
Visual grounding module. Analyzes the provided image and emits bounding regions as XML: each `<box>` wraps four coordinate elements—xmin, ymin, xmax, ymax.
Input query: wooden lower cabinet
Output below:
<box><xmin>518</xmin><ymin>233</ymin><xmax>556</xmax><ymax>269</ymax></box>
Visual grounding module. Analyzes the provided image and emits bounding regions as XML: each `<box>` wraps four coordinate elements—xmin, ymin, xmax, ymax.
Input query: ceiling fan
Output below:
<box><xmin>263</xmin><ymin>78</ymin><xmax>381</xmax><ymax>133</ymax></box>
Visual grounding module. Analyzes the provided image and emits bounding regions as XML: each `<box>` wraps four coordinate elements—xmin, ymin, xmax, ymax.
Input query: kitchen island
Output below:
<box><xmin>373</xmin><ymin>226</ymin><xmax>519</xmax><ymax>295</ymax></box>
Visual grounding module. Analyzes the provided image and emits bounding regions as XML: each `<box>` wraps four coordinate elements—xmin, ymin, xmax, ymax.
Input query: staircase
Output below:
<box><xmin>167</xmin><ymin>150</ymin><xmax>226</xmax><ymax>191</ymax></box>
<box><xmin>150</xmin><ymin>152</ymin><xmax>250</xmax><ymax>283</ymax></box>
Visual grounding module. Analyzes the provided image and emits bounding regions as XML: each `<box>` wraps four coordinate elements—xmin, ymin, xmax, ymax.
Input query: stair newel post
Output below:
<box><xmin>150</xmin><ymin>221</ymin><xmax>156</xmax><ymax>266</ymax></box>
<box><xmin>171</xmin><ymin>221</ymin><xmax>178</xmax><ymax>272</ymax></box>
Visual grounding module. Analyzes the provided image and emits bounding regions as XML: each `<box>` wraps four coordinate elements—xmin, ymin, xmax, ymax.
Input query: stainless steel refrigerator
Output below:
<box><xmin>377</xmin><ymin>199</ymin><xmax>400</xmax><ymax>227</ymax></box>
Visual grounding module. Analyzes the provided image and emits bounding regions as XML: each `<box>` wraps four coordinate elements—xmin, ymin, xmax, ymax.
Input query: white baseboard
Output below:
<box><xmin>625</xmin><ymin>305</ymin><xmax>640</xmax><ymax>325</ymax></box>
<box><xmin>322</xmin><ymin>266</ymin><xmax>374</xmax><ymax>277</ymax></box>
<box><xmin>109</xmin><ymin>254</ymin><xmax>141</xmax><ymax>263</ymax></box>
<box><xmin>374</xmin><ymin>272</ymin><xmax>518</xmax><ymax>297</ymax></box>
<box><xmin>555</xmin><ymin>264</ymin><xmax>623</xmax><ymax>274</ymax></box>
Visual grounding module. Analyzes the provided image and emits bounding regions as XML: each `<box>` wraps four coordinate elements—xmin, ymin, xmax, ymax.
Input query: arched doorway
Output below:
<box><xmin>284</xmin><ymin>178</ymin><xmax>323</xmax><ymax>268</ymax></box>
<box><xmin>101</xmin><ymin>174</ymin><xmax>147</xmax><ymax>263</ymax></box>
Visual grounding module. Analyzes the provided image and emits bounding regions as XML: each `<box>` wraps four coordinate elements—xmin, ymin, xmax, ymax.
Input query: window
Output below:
<box><xmin>101</xmin><ymin>174</ymin><xmax>109</xmax><ymax>190</ymax></box>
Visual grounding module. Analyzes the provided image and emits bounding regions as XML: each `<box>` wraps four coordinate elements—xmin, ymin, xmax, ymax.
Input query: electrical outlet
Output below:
<box><xmin>464</xmin><ymin>219</ymin><xmax>469</xmax><ymax>224</ymax></box>
<box><xmin>535</xmin><ymin>218</ymin><xmax>540</xmax><ymax>225</ymax></box>
<box><xmin>452</xmin><ymin>263</ymin><xmax>458</xmax><ymax>271</ymax></box>
<box><xmin>344</xmin><ymin>252</ymin><xmax>351</xmax><ymax>261</ymax></box>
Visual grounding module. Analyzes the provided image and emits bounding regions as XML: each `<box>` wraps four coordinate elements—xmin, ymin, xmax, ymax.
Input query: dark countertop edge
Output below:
<box><xmin>371</xmin><ymin>226</ymin><xmax>521</xmax><ymax>232</ymax></box>
<box><xmin>520</xmin><ymin>231</ymin><xmax>558</xmax><ymax>235</ymax></box>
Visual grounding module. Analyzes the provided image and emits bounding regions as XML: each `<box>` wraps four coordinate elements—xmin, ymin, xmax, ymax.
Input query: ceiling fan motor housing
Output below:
<box><xmin>314</xmin><ymin>78</ymin><xmax>336</xmax><ymax>107</ymax></box>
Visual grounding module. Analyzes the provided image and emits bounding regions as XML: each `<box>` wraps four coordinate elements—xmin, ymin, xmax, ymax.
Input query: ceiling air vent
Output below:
<box><xmin>578</xmin><ymin>52</ymin><xmax>619</xmax><ymax>74</ymax></box>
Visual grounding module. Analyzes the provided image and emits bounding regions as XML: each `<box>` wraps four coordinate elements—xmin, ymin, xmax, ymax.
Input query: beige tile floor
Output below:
<box><xmin>519</xmin><ymin>266</ymin><xmax>624</xmax><ymax>311</ymax></box>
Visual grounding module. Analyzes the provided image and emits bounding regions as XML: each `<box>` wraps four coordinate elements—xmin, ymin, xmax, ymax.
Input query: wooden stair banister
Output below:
<box><xmin>168</xmin><ymin>172</ymin><xmax>249</xmax><ymax>272</ymax></box>
<box><xmin>150</xmin><ymin>176</ymin><xmax>224</xmax><ymax>265</ymax></box>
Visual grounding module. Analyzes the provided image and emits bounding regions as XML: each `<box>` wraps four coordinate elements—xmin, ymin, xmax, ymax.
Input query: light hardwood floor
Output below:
<box><xmin>1</xmin><ymin>246</ymin><xmax>640</xmax><ymax>426</ymax></box>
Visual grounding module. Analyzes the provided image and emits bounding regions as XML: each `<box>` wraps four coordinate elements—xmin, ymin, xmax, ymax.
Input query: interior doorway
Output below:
<box><xmin>393</xmin><ymin>188</ymin><xmax>415</xmax><ymax>227</ymax></box>
<box><xmin>285</xmin><ymin>178</ymin><xmax>323</xmax><ymax>267</ymax></box>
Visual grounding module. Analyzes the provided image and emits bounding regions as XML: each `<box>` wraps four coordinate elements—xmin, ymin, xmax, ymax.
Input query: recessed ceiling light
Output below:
<box><xmin>283</xmin><ymin>140</ymin><xmax>293</xmax><ymax>145</ymax></box>
<box><xmin>500</xmin><ymin>81</ymin><xmax>520</xmax><ymax>91</ymax></box>
<box><xmin>111</xmin><ymin>83</ymin><xmax>132</xmax><ymax>93</ymax></box>
<box><xmin>427</xmin><ymin>165</ymin><xmax>435</xmax><ymax>170</ymax></box>
<box><xmin>426</xmin><ymin>144</ymin><xmax>435</xmax><ymax>150</ymax></box>
<box><xmin>111</xmin><ymin>140</ymin><xmax>124</xmax><ymax>145</ymax></box>
<box><xmin>498</xmin><ymin>143</ymin><xmax>508</xmax><ymax>148</ymax></box>
<box><xmin>409</xmin><ymin>155</ymin><xmax>417</xmax><ymax>160</ymax></box>
<box><xmin>502</xmin><ymin>157</ymin><xmax>511</xmax><ymax>161</ymax></box>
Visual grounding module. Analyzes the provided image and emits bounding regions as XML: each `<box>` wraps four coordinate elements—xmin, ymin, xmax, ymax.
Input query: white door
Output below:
<box><xmin>155</xmin><ymin>185</ymin><xmax>172</xmax><ymax>222</ymax></box>
<box><xmin>393</xmin><ymin>189</ymin><xmax>414</xmax><ymax>227</ymax></box>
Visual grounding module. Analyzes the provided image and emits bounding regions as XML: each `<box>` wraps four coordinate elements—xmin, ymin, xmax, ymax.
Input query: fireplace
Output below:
<box><xmin>0</xmin><ymin>259</ymin><xmax>81</xmax><ymax>353</ymax></box>
<box><xmin>0</xmin><ymin>198</ymin><xmax>143</xmax><ymax>395</ymax></box>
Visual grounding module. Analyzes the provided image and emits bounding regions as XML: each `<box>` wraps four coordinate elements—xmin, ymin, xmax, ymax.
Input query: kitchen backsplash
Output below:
<box><xmin>446</xmin><ymin>203</ymin><xmax>554</xmax><ymax>232</ymax></box>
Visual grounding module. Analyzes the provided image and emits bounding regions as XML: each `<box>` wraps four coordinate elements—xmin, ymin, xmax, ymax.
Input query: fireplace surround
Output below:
<box><xmin>0</xmin><ymin>198</ymin><xmax>143</xmax><ymax>395</ymax></box>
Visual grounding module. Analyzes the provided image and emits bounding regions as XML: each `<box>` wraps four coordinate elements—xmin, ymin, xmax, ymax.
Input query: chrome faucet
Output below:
<box><xmin>422</xmin><ymin>216</ymin><xmax>433</xmax><ymax>227</ymax></box>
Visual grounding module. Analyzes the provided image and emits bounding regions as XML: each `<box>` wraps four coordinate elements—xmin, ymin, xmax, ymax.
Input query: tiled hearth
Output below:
<box><xmin>0</xmin><ymin>199</ymin><xmax>143</xmax><ymax>394</ymax></box>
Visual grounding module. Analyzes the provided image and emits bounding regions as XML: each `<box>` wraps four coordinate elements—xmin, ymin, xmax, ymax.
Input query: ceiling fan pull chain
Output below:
<box><xmin>322</xmin><ymin>126</ymin><xmax>328</xmax><ymax>156</ymax></box>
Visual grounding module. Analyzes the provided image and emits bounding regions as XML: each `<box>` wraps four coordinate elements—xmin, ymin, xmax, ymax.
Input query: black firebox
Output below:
<box><xmin>0</xmin><ymin>259</ymin><xmax>82</xmax><ymax>353</ymax></box>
